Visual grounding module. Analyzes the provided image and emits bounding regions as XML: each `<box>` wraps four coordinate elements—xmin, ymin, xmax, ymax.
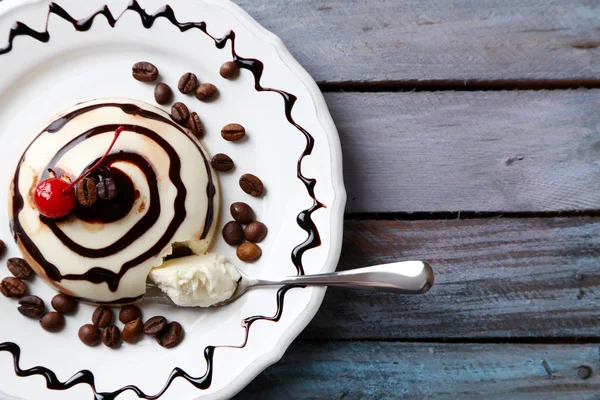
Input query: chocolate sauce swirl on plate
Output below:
<box><xmin>1</xmin><ymin>1</ymin><xmax>324</xmax><ymax>399</ymax></box>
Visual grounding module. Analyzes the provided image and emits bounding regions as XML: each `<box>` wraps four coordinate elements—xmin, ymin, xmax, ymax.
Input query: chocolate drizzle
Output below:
<box><xmin>1</xmin><ymin>1</ymin><xmax>325</xmax><ymax>399</ymax></box>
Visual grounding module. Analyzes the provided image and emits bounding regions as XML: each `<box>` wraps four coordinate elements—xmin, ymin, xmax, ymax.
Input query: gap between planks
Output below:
<box><xmin>345</xmin><ymin>210</ymin><xmax>600</xmax><ymax>221</ymax></box>
<box><xmin>319</xmin><ymin>79</ymin><xmax>600</xmax><ymax>92</ymax></box>
<box><xmin>299</xmin><ymin>337</ymin><xmax>600</xmax><ymax>345</ymax></box>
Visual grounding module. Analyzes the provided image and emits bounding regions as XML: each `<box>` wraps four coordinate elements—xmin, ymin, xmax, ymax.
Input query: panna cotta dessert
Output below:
<box><xmin>9</xmin><ymin>98</ymin><xmax>230</xmax><ymax>305</ymax></box>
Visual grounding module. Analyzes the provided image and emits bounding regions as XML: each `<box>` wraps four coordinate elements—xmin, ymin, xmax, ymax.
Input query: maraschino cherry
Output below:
<box><xmin>34</xmin><ymin>126</ymin><xmax>124</xmax><ymax>219</ymax></box>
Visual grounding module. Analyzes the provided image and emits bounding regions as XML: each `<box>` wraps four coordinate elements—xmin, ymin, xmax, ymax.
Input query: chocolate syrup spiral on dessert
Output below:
<box><xmin>1</xmin><ymin>2</ymin><xmax>324</xmax><ymax>399</ymax></box>
<box><xmin>12</xmin><ymin>111</ymin><xmax>215</xmax><ymax>292</ymax></box>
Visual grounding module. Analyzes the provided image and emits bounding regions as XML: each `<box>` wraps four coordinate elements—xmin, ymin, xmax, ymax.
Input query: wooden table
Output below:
<box><xmin>232</xmin><ymin>1</ymin><xmax>600</xmax><ymax>399</ymax></box>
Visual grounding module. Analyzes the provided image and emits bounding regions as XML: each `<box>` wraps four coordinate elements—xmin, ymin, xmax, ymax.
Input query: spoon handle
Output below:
<box><xmin>257</xmin><ymin>261</ymin><xmax>434</xmax><ymax>294</ymax></box>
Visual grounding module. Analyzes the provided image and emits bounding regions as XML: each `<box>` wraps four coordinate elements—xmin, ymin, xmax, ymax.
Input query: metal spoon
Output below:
<box><xmin>144</xmin><ymin>260</ymin><xmax>434</xmax><ymax>307</ymax></box>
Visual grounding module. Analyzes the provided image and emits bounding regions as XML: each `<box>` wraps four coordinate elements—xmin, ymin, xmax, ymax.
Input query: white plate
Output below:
<box><xmin>0</xmin><ymin>0</ymin><xmax>345</xmax><ymax>399</ymax></box>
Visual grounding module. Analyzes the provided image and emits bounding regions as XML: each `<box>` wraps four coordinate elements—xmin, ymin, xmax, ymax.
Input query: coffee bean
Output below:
<box><xmin>178</xmin><ymin>72</ymin><xmax>199</xmax><ymax>94</ymax></box>
<box><xmin>0</xmin><ymin>240</ymin><xmax>5</xmax><ymax>255</ymax></box>
<box><xmin>76</xmin><ymin>177</ymin><xmax>97</xmax><ymax>208</ymax></box>
<box><xmin>221</xmin><ymin>123</ymin><xmax>245</xmax><ymax>141</ymax></box>
<box><xmin>220</xmin><ymin>61</ymin><xmax>239</xmax><ymax>79</ymax></box>
<box><xmin>7</xmin><ymin>258</ymin><xmax>32</xmax><ymax>279</ymax></box>
<box><xmin>143</xmin><ymin>316</ymin><xmax>167</xmax><ymax>335</ymax></box>
<box><xmin>132</xmin><ymin>61</ymin><xmax>158</xmax><ymax>82</ymax></box>
<box><xmin>195</xmin><ymin>83</ymin><xmax>218</xmax><ymax>102</ymax></box>
<box><xmin>119</xmin><ymin>305</ymin><xmax>142</xmax><ymax>324</ymax></box>
<box><xmin>51</xmin><ymin>294</ymin><xmax>77</xmax><ymax>314</ymax></box>
<box><xmin>0</xmin><ymin>277</ymin><xmax>26</xmax><ymax>298</ymax></box>
<box><xmin>244</xmin><ymin>221</ymin><xmax>268</xmax><ymax>243</ymax></box>
<box><xmin>171</xmin><ymin>102</ymin><xmax>190</xmax><ymax>126</ymax></box>
<box><xmin>92</xmin><ymin>306</ymin><xmax>113</xmax><ymax>328</ymax></box>
<box><xmin>156</xmin><ymin>321</ymin><xmax>183</xmax><ymax>348</ymax></box>
<box><xmin>154</xmin><ymin>82</ymin><xmax>173</xmax><ymax>105</ymax></box>
<box><xmin>102</xmin><ymin>325</ymin><xmax>121</xmax><ymax>348</ymax></box>
<box><xmin>230</xmin><ymin>202</ymin><xmax>254</xmax><ymax>224</ymax></box>
<box><xmin>18</xmin><ymin>295</ymin><xmax>45</xmax><ymax>318</ymax></box>
<box><xmin>188</xmin><ymin>112</ymin><xmax>204</xmax><ymax>137</ymax></box>
<box><xmin>211</xmin><ymin>153</ymin><xmax>234</xmax><ymax>172</ymax></box>
<box><xmin>222</xmin><ymin>221</ymin><xmax>244</xmax><ymax>246</ymax></box>
<box><xmin>97</xmin><ymin>178</ymin><xmax>117</xmax><ymax>201</ymax></box>
<box><xmin>122</xmin><ymin>318</ymin><xmax>143</xmax><ymax>344</ymax></box>
<box><xmin>239</xmin><ymin>174</ymin><xmax>264</xmax><ymax>197</ymax></box>
<box><xmin>237</xmin><ymin>242</ymin><xmax>262</xmax><ymax>262</ymax></box>
<box><xmin>40</xmin><ymin>312</ymin><xmax>64</xmax><ymax>332</ymax></box>
<box><xmin>78</xmin><ymin>324</ymin><xmax>101</xmax><ymax>346</ymax></box>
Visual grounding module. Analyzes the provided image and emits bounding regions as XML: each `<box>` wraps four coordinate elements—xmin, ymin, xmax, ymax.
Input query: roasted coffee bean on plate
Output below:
<box><xmin>102</xmin><ymin>325</ymin><xmax>121</xmax><ymax>348</ymax></box>
<box><xmin>0</xmin><ymin>277</ymin><xmax>26</xmax><ymax>298</ymax></box>
<box><xmin>230</xmin><ymin>202</ymin><xmax>254</xmax><ymax>224</ymax></box>
<box><xmin>156</xmin><ymin>321</ymin><xmax>183</xmax><ymax>348</ymax></box>
<box><xmin>244</xmin><ymin>221</ymin><xmax>268</xmax><ymax>243</ymax></box>
<box><xmin>195</xmin><ymin>83</ymin><xmax>218</xmax><ymax>101</ymax></box>
<box><xmin>0</xmin><ymin>240</ymin><xmax>5</xmax><ymax>255</ymax></box>
<box><xmin>220</xmin><ymin>61</ymin><xmax>239</xmax><ymax>79</ymax></box>
<box><xmin>51</xmin><ymin>294</ymin><xmax>78</xmax><ymax>314</ymax></box>
<box><xmin>143</xmin><ymin>316</ymin><xmax>168</xmax><ymax>335</ymax></box>
<box><xmin>211</xmin><ymin>153</ymin><xmax>234</xmax><ymax>172</ymax></box>
<box><xmin>221</xmin><ymin>123</ymin><xmax>245</xmax><ymax>141</ymax></box>
<box><xmin>7</xmin><ymin>257</ymin><xmax>33</xmax><ymax>279</ymax></box>
<box><xmin>97</xmin><ymin>178</ymin><xmax>117</xmax><ymax>201</ymax></box>
<box><xmin>40</xmin><ymin>312</ymin><xmax>64</xmax><ymax>332</ymax></box>
<box><xmin>239</xmin><ymin>174</ymin><xmax>264</xmax><ymax>197</ymax></box>
<box><xmin>222</xmin><ymin>221</ymin><xmax>244</xmax><ymax>246</ymax></box>
<box><xmin>154</xmin><ymin>82</ymin><xmax>173</xmax><ymax>105</ymax></box>
<box><xmin>171</xmin><ymin>102</ymin><xmax>190</xmax><ymax>126</ymax></box>
<box><xmin>119</xmin><ymin>305</ymin><xmax>142</xmax><ymax>324</ymax></box>
<box><xmin>76</xmin><ymin>177</ymin><xmax>97</xmax><ymax>208</ymax></box>
<box><xmin>92</xmin><ymin>306</ymin><xmax>113</xmax><ymax>328</ymax></box>
<box><xmin>18</xmin><ymin>295</ymin><xmax>45</xmax><ymax>318</ymax></box>
<box><xmin>132</xmin><ymin>61</ymin><xmax>159</xmax><ymax>82</ymax></box>
<box><xmin>122</xmin><ymin>318</ymin><xmax>143</xmax><ymax>344</ymax></box>
<box><xmin>237</xmin><ymin>242</ymin><xmax>262</xmax><ymax>262</ymax></box>
<box><xmin>188</xmin><ymin>112</ymin><xmax>204</xmax><ymax>137</ymax></box>
<box><xmin>178</xmin><ymin>72</ymin><xmax>199</xmax><ymax>94</ymax></box>
<box><xmin>79</xmin><ymin>324</ymin><xmax>101</xmax><ymax>346</ymax></box>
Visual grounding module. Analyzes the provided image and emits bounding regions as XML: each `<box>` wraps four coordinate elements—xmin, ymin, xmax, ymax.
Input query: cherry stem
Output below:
<box><xmin>62</xmin><ymin>126</ymin><xmax>124</xmax><ymax>194</ymax></box>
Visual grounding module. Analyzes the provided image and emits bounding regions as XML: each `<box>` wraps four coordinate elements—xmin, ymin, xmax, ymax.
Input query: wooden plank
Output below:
<box><xmin>323</xmin><ymin>90</ymin><xmax>600</xmax><ymax>213</ymax></box>
<box><xmin>235</xmin><ymin>342</ymin><xmax>600</xmax><ymax>400</ymax></box>
<box><xmin>301</xmin><ymin>218</ymin><xmax>600</xmax><ymax>340</ymax></box>
<box><xmin>233</xmin><ymin>0</ymin><xmax>600</xmax><ymax>83</ymax></box>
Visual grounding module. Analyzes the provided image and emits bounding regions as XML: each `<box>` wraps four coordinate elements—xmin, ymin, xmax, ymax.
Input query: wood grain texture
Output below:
<box><xmin>233</xmin><ymin>0</ymin><xmax>600</xmax><ymax>83</ymax></box>
<box><xmin>235</xmin><ymin>342</ymin><xmax>600</xmax><ymax>400</ymax></box>
<box><xmin>324</xmin><ymin>90</ymin><xmax>600</xmax><ymax>213</ymax></box>
<box><xmin>300</xmin><ymin>218</ymin><xmax>600</xmax><ymax>340</ymax></box>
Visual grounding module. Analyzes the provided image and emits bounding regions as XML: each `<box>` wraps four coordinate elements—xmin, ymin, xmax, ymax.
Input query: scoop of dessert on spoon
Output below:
<box><xmin>144</xmin><ymin>260</ymin><xmax>434</xmax><ymax>307</ymax></box>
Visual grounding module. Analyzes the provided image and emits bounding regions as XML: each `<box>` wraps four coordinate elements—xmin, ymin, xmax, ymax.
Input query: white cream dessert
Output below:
<box><xmin>149</xmin><ymin>253</ymin><xmax>240</xmax><ymax>307</ymax></box>
<box><xmin>9</xmin><ymin>98</ymin><xmax>221</xmax><ymax>304</ymax></box>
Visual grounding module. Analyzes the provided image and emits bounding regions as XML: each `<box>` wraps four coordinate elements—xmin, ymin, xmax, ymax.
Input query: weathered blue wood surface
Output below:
<box><xmin>233</xmin><ymin>0</ymin><xmax>600</xmax><ymax>398</ymax></box>
<box><xmin>235</xmin><ymin>0</ymin><xmax>600</xmax><ymax>83</ymax></box>
<box><xmin>235</xmin><ymin>342</ymin><xmax>600</xmax><ymax>400</ymax></box>
<box><xmin>326</xmin><ymin>90</ymin><xmax>600</xmax><ymax>213</ymax></box>
<box><xmin>302</xmin><ymin>217</ymin><xmax>600</xmax><ymax>340</ymax></box>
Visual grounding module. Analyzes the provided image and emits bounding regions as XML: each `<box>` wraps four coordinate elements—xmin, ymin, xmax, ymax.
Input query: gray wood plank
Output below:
<box><xmin>236</xmin><ymin>342</ymin><xmax>600</xmax><ymax>400</ymax></box>
<box><xmin>324</xmin><ymin>90</ymin><xmax>600</xmax><ymax>213</ymax></box>
<box><xmin>233</xmin><ymin>0</ymin><xmax>600</xmax><ymax>83</ymax></box>
<box><xmin>301</xmin><ymin>217</ymin><xmax>600</xmax><ymax>340</ymax></box>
